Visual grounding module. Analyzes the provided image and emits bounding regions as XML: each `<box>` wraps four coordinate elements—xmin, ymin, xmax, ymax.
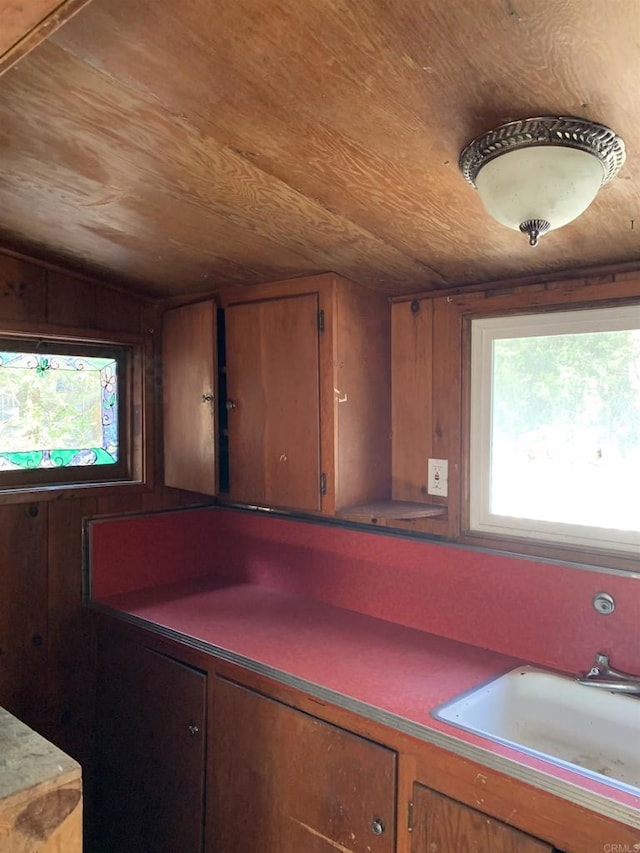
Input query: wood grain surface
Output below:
<box><xmin>162</xmin><ymin>300</ymin><xmax>217</xmax><ymax>495</ymax></box>
<box><xmin>0</xmin><ymin>0</ymin><xmax>93</xmax><ymax>76</ymax></box>
<box><xmin>225</xmin><ymin>292</ymin><xmax>322</xmax><ymax>510</ymax></box>
<box><xmin>0</xmin><ymin>706</ymin><xmax>81</xmax><ymax>853</ymax></box>
<box><xmin>212</xmin><ymin>675</ymin><xmax>397</xmax><ymax>853</ymax></box>
<box><xmin>0</xmin><ymin>1</ymin><xmax>637</xmax><ymax>295</ymax></box>
<box><xmin>410</xmin><ymin>784</ymin><xmax>553</xmax><ymax>853</ymax></box>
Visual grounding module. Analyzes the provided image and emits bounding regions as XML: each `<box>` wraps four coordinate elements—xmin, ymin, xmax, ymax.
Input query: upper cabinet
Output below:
<box><xmin>160</xmin><ymin>274</ymin><xmax>449</xmax><ymax>526</ymax></box>
<box><xmin>222</xmin><ymin>273</ymin><xmax>391</xmax><ymax>514</ymax></box>
<box><xmin>162</xmin><ymin>300</ymin><xmax>217</xmax><ymax>495</ymax></box>
<box><xmin>224</xmin><ymin>292</ymin><xmax>322</xmax><ymax>510</ymax></box>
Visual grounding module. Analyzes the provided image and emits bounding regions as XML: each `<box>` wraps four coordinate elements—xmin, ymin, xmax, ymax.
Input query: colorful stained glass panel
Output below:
<box><xmin>0</xmin><ymin>351</ymin><xmax>118</xmax><ymax>470</ymax></box>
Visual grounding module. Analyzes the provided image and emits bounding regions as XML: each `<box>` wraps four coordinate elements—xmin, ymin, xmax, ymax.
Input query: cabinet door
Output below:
<box><xmin>212</xmin><ymin>676</ymin><xmax>396</xmax><ymax>853</ymax></box>
<box><xmin>411</xmin><ymin>784</ymin><xmax>555</xmax><ymax>853</ymax></box>
<box><xmin>225</xmin><ymin>293</ymin><xmax>321</xmax><ymax>509</ymax></box>
<box><xmin>93</xmin><ymin>631</ymin><xmax>207</xmax><ymax>853</ymax></box>
<box><xmin>163</xmin><ymin>300</ymin><xmax>217</xmax><ymax>494</ymax></box>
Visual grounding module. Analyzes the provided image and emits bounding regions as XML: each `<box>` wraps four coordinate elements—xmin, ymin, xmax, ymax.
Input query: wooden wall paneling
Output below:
<box><xmin>424</xmin><ymin>296</ymin><xmax>462</xmax><ymax>538</ymax></box>
<box><xmin>95</xmin><ymin>493</ymin><xmax>143</xmax><ymax>516</ymax></box>
<box><xmin>0</xmin><ymin>502</ymin><xmax>49</xmax><ymax>732</ymax></box>
<box><xmin>391</xmin><ymin>299</ymin><xmax>434</xmax><ymax>504</ymax></box>
<box><xmin>46</xmin><ymin>496</ymin><xmax>97</xmax><ymax>766</ymax></box>
<box><xmin>46</xmin><ymin>269</ymin><xmax>96</xmax><ymax>328</ymax></box>
<box><xmin>162</xmin><ymin>300</ymin><xmax>217</xmax><ymax>495</ymax></box>
<box><xmin>450</xmin><ymin>273</ymin><xmax>640</xmax><ymax>313</ymax></box>
<box><xmin>0</xmin><ymin>0</ymin><xmax>94</xmax><ymax>76</ymax></box>
<box><xmin>94</xmin><ymin>285</ymin><xmax>143</xmax><ymax>333</ymax></box>
<box><xmin>0</xmin><ymin>255</ymin><xmax>47</xmax><ymax>323</ymax></box>
<box><xmin>334</xmin><ymin>280</ymin><xmax>391</xmax><ymax>509</ymax></box>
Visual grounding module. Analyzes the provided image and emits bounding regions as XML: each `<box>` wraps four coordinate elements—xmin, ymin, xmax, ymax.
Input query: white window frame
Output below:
<box><xmin>469</xmin><ymin>304</ymin><xmax>640</xmax><ymax>554</ymax></box>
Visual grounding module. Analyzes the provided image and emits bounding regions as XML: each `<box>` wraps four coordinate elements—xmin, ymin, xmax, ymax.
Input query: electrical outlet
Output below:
<box><xmin>427</xmin><ymin>458</ymin><xmax>448</xmax><ymax>497</ymax></box>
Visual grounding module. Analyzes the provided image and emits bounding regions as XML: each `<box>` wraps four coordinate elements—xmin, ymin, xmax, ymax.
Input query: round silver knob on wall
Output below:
<box><xmin>225</xmin><ymin>400</ymin><xmax>237</xmax><ymax>409</ymax></box>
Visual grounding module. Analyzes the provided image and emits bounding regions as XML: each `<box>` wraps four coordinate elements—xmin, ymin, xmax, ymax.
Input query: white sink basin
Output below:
<box><xmin>433</xmin><ymin>666</ymin><xmax>640</xmax><ymax>794</ymax></box>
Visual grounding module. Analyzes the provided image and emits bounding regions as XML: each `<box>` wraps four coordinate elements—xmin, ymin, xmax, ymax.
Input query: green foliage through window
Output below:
<box><xmin>470</xmin><ymin>305</ymin><xmax>640</xmax><ymax>553</ymax></box>
<box><xmin>0</xmin><ymin>351</ymin><xmax>118</xmax><ymax>471</ymax></box>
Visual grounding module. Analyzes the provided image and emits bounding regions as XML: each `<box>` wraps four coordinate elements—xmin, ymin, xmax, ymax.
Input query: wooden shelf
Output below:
<box><xmin>337</xmin><ymin>500</ymin><xmax>446</xmax><ymax>522</ymax></box>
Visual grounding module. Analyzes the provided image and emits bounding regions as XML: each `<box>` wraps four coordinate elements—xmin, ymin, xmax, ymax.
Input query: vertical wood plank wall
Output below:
<box><xmin>0</xmin><ymin>253</ymin><xmax>195</xmax><ymax>769</ymax></box>
<box><xmin>391</xmin><ymin>272</ymin><xmax>640</xmax><ymax>543</ymax></box>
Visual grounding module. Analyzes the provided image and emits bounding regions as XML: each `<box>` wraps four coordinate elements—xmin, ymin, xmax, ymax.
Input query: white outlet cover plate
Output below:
<box><xmin>427</xmin><ymin>458</ymin><xmax>448</xmax><ymax>497</ymax></box>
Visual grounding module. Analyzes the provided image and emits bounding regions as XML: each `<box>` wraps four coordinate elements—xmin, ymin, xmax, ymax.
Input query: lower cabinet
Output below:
<box><xmin>211</xmin><ymin>675</ymin><xmax>397</xmax><ymax>853</ymax></box>
<box><xmin>89</xmin><ymin>625</ymin><xmax>600</xmax><ymax>853</ymax></box>
<box><xmin>93</xmin><ymin>631</ymin><xmax>207</xmax><ymax>853</ymax></box>
<box><xmin>410</xmin><ymin>784</ymin><xmax>556</xmax><ymax>853</ymax></box>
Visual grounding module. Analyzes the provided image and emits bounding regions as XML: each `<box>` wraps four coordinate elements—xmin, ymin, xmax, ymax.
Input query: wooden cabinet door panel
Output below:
<box><xmin>225</xmin><ymin>293</ymin><xmax>321</xmax><ymax>510</ymax></box>
<box><xmin>411</xmin><ymin>783</ymin><xmax>554</xmax><ymax>853</ymax></box>
<box><xmin>212</xmin><ymin>676</ymin><xmax>396</xmax><ymax>853</ymax></box>
<box><xmin>163</xmin><ymin>300</ymin><xmax>217</xmax><ymax>494</ymax></box>
<box><xmin>94</xmin><ymin>632</ymin><xmax>207</xmax><ymax>853</ymax></box>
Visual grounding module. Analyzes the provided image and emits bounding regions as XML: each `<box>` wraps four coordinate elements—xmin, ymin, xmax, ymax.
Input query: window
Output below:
<box><xmin>469</xmin><ymin>305</ymin><xmax>640</xmax><ymax>553</ymax></box>
<box><xmin>0</xmin><ymin>337</ymin><xmax>135</xmax><ymax>488</ymax></box>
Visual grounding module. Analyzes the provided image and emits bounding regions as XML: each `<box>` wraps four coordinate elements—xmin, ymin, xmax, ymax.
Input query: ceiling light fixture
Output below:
<box><xmin>459</xmin><ymin>116</ymin><xmax>625</xmax><ymax>246</ymax></box>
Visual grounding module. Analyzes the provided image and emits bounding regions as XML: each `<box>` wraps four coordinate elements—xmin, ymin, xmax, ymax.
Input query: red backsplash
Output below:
<box><xmin>89</xmin><ymin>506</ymin><xmax>640</xmax><ymax>675</ymax></box>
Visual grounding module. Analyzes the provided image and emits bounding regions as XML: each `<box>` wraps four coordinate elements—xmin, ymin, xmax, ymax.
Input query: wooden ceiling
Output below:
<box><xmin>0</xmin><ymin>0</ymin><xmax>639</xmax><ymax>297</ymax></box>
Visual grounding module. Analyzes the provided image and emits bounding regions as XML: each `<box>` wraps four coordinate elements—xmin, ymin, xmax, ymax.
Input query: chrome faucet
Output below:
<box><xmin>577</xmin><ymin>652</ymin><xmax>640</xmax><ymax>696</ymax></box>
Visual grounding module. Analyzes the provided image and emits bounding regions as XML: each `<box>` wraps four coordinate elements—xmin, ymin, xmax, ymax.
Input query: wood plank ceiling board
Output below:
<box><xmin>0</xmin><ymin>0</ymin><xmax>94</xmax><ymax>75</ymax></box>
<box><xmin>0</xmin><ymin>0</ymin><xmax>638</xmax><ymax>296</ymax></box>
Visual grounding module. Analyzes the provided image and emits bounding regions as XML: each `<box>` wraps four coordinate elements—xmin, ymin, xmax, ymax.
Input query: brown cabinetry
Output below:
<box><xmin>211</xmin><ymin>675</ymin><xmax>397</xmax><ymax>853</ymax></box>
<box><xmin>93</xmin><ymin>630</ymin><xmax>207</xmax><ymax>853</ymax></box>
<box><xmin>162</xmin><ymin>299</ymin><xmax>217</xmax><ymax>495</ymax></box>
<box><xmin>225</xmin><ymin>292</ymin><xmax>322</xmax><ymax>510</ymax></box>
<box><xmin>410</xmin><ymin>784</ymin><xmax>556</xmax><ymax>853</ymax></box>
<box><xmin>222</xmin><ymin>273</ymin><xmax>391</xmax><ymax>513</ymax></box>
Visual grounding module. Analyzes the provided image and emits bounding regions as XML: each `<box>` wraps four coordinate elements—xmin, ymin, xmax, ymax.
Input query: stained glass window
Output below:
<box><xmin>0</xmin><ymin>350</ymin><xmax>119</xmax><ymax>471</ymax></box>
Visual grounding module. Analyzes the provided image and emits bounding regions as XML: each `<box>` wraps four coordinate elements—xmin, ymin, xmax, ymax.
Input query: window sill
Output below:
<box><xmin>0</xmin><ymin>479</ymin><xmax>150</xmax><ymax>506</ymax></box>
<box><xmin>459</xmin><ymin>530</ymin><xmax>640</xmax><ymax>576</ymax></box>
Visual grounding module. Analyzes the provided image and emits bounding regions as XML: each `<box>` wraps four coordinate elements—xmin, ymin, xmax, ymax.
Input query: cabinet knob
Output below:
<box><xmin>225</xmin><ymin>400</ymin><xmax>237</xmax><ymax>410</ymax></box>
<box><xmin>370</xmin><ymin>818</ymin><xmax>385</xmax><ymax>836</ymax></box>
<box><xmin>201</xmin><ymin>393</ymin><xmax>214</xmax><ymax>403</ymax></box>
<box><xmin>188</xmin><ymin>723</ymin><xmax>200</xmax><ymax>737</ymax></box>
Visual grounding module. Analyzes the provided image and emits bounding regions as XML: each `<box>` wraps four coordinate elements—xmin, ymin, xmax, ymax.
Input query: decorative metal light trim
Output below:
<box><xmin>459</xmin><ymin>116</ymin><xmax>626</xmax><ymax>188</ymax></box>
<box><xmin>519</xmin><ymin>219</ymin><xmax>551</xmax><ymax>247</ymax></box>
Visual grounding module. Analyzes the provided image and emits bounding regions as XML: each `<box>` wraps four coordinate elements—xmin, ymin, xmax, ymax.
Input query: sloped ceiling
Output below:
<box><xmin>0</xmin><ymin>0</ymin><xmax>638</xmax><ymax>296</ymax></box>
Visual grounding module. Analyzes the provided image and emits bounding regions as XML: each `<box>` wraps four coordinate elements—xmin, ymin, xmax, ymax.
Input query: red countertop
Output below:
<box><xmin>96</xmin><ymin>573</ymin><xmax>640</xmax><ymax>828</ymax></box>
<box><xmin>89</xmin><ymin>506</ymin><xmax>640</xmax><ymax>676</ymax></box>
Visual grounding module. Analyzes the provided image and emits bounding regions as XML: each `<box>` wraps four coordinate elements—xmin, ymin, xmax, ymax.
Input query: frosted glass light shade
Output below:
<box><xmin>475</xmin><ymin>146</ymin><xmax>605</xmax><ymax>232</ymax></box>
<box><xmin>459</xmin><ymin>117</ymin><xmax>625</xmax><ymax>246</ymax></box>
